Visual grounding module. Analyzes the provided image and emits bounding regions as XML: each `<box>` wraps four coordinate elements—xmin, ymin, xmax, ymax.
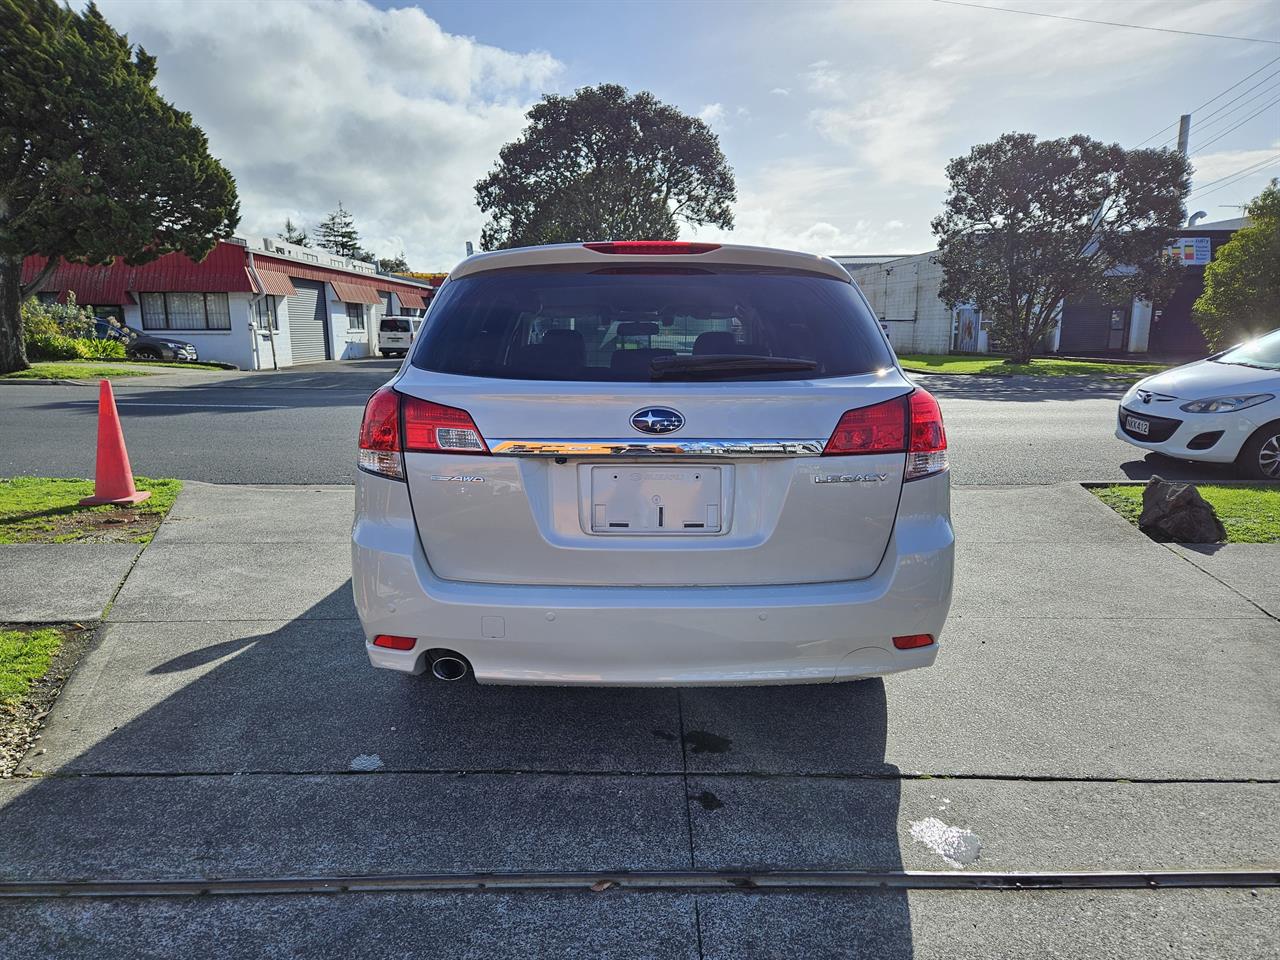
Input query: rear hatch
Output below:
<box><xmin>394</xmin><ymin>245</ymin><xmax>917</xmax><ymax>587</ymax></box>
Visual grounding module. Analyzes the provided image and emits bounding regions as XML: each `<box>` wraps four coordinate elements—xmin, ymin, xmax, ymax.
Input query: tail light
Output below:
<box><xmin>358</xmin><ymin>387</ymin><xmax>404</xmax><ymax>479</ymax></box>
<box><xmin>358</xmin><ymin>387</ymin><xmax>488</xmax><ymax>480</ymax></box>
<box><xmin>583</xmin><ymin>241</ymin><xmax>720</xmax><ymax>255</ymax></box>
<box><xmin>402</xmin><ymin>397</ymin><xmax>488</xmax><ymax>454</ymax></box>
<box><xmin>822</xmin><ymin>388</ymin><xmax>948</xmax><ymax>481</ymax></box>
<box><xmin>905</xmin><ymin>389</ymin><xmax>947</xmax><ymax>480</ymax></box>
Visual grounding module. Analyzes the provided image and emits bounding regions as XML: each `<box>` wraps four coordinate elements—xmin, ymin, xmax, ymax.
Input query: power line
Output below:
<box><xmin>1194</xmin><ymin>71</ymin><xmax>1280</xmax><ymax>127</ymax></box>
<box><xmin>1132</xmin><ymin>54</ymin><xmax>1280</xmax><ymax>147</ymax></box>
<box><xmin>1188</xmin><ymin>157</ymin><xmax>1280</xmax><ymax>203</ymax></box>
<box><xmin>1189</xmin><ymin>152</ymin><xmax>1280</xmax><ymax>197</ymax></box>
<box><xmin>1192</xmin><ymin>95</ymin><xmax>1280</xmax><ymax>154</ymax></box>
<box><xmin>932</xmin><ymin>0</ymin><xmax>1280</xmax><ymax>45</ymax></box>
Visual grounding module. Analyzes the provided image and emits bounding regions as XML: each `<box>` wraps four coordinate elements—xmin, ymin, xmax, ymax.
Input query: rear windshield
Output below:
<box><xmin>410</xmin><ymin>265</ymin><xmax>893</xmax><ymax>381</ymax></box>
<box><xmin>381</xmin><ymin>317</ymin><xmax>412</xmax><ymax>333</ymax></box>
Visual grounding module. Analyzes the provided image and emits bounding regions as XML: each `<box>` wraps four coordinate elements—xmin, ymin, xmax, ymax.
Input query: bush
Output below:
<box><xmin>25</xmin><ymin>333</ymin><xmax>84</xmax><ymax>361</ymax></box>
<box><xmin>21</xmin><ymin>293</ymin><xmax>94</xmax><ymax>347</ymax></box>
<box><xmin>75</xmin><ymin>338</ymin><xmax>126</xmax><ymax>360</ymax></box>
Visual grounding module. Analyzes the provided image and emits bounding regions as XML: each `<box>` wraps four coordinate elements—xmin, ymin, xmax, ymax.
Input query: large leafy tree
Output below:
<box><xmin>377</xmin><ymin>252</ymin><xmax>410</xmax><ymax>274</ymax></box>
<box><xmin>0</xmin><ymin>0</ymin><xmax>239</xmax><ymax>373</ymax></box>
<box><xmin>932</xmin><ymin>133</ymin><xmax>1189</xmax><ymax>364</ymax></box>
<box><xmin>1193</xmin><ymin>179</ymin><xmax>1280</xmax><ymax>350</ymax></box>
<box><xmin>475</xmin><ymin>84</ymin><xmax>736</xmax><ymax>250</ymax></box>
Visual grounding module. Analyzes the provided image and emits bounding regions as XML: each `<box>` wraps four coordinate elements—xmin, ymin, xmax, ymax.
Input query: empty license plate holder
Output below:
<box><xmin>588</xmin><ymin>466</ymin><xmax>723</xmax><ymax>534</ymax></box>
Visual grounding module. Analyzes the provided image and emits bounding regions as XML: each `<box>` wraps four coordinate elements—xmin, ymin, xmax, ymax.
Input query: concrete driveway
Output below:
<box><xmin>1</xmin><ymin>481</ymin><xmax>1277</xmax><ymax>957</ymax></box>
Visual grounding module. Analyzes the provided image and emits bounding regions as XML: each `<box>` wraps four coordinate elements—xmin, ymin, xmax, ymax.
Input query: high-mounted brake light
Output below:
<box><xmin>583</xmin><ymin>241</ymin><xmax>721</xmax><ymax>256</ymax></box>
<box><xmin>822</xmin><ymin>388</ymin><xmax>947</xmax><ymax>480</ymax></box>
<box><xmin>357</xmin><ymin>388</ymin><xmax>488</xmax><ymax>480</ymax></box>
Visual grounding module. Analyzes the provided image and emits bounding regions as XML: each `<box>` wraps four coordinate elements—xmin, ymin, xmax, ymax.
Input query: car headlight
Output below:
<box><xmin>1178</xmin><ymin>394</ymin><xmax>1274</xmax><ymax>413</ymax></box>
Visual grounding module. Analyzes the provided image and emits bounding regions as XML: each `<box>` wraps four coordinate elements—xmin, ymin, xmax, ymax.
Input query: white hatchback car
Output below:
<box><xmin>351</xmin><ymin>241</ymin><xmax>954</xmax><ymax>685</ymax></box>
<box><xmin>1116</xmin><ymin>328</ymin><xmax>1280</xmax><ymax>479</ymax></box>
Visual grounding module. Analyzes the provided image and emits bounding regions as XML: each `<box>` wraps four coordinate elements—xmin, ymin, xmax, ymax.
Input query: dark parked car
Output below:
<box><xmin>91</xmin><ymin>319</ymin><xmax>199</xmax><ymax>362</ymax></box>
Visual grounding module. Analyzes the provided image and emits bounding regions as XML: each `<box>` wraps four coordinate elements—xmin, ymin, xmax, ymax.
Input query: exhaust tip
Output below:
<box><xmin>429</xmin><ymin>652</ymin><xmax>470</xmax><ymax>682</ymax></box>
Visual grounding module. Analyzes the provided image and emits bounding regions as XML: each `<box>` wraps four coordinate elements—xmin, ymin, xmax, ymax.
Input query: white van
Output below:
<box><xmin>378</xmin><ymin>315</ymin><xmax>416</xmax><ymax>358</ymax></box>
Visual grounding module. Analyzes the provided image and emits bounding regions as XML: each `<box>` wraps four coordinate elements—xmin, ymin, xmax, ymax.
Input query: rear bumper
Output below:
<box><xmin>351</xmin><ymin>472</ymin><xmax>953</xmax><ymax>686</ymax></box>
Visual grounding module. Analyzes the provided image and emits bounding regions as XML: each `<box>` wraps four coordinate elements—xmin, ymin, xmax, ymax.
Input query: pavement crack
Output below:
<box><xmin>1161</xmin><ymin>544</ymin><xmax>1280</xmax><ymax>624</ymax></box>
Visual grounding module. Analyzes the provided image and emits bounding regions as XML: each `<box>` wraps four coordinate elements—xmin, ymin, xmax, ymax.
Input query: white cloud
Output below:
<box><xmin>97</xmin><ymin>0</ymin><xmax>563</xmax><ymax>270</ymax></box>
<box><xmin>1189</xmin><ymin>145</ymin><xmax>1280</xmax><ymax>185</ymax></box>
<box><xmin>770</xmin><ymin>87</ymin><xmax>790</xmax><ymax>96</ymax></box>
<box><xmin>803</xmin><ymin>60</ymin><xmax>844</xmax><ymax>98</ymax></box>
<box><xmin>684</xmin><ymin>160</ymin><xmax>917</xmax><ymax>256</ymax></box>
<box><xmin>698</xmin><ymin>103</ymin><xmax>727</xmax><ymax>125</ymax></box>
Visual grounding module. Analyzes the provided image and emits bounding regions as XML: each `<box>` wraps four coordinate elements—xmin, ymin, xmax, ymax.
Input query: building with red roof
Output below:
<box><xmin>22</xmin><ymin>237</ymin><xmax>435</xmax><ymax>369</ymax></box>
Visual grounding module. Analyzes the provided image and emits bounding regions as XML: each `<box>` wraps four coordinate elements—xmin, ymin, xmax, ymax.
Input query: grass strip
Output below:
<box><xmin>0</xmin><ymin>476</ymin><xmax>182</xmax><ymax>544</ymax></box>
<box><xmin>1092</xmin><ymin>484</ymin><xmax>1280</xmax><ymax>543</ymax></box>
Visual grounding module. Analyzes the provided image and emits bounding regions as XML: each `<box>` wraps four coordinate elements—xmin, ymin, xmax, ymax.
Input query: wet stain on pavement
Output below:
<box><xmin>683</xmin><ymin>730</ymin><xmax>732</xmax><ymax>754</ymax></box>
<box><xmin>691</xmin><ymin>789</ymin><xmax>724</xmax><ymax>811</ymax></box>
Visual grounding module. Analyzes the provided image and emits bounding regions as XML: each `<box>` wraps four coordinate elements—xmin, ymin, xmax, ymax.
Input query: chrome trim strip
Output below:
<box><xmin>488</xmin><ymin>439</ymin><xmax>828</xmax><ymax>458</ymax></box>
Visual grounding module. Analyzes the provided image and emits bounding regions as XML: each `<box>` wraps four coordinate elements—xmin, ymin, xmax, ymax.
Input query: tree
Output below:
<box><xmin>315</xmin><ymin>203</ymin><xmax>370</xmax><ymax>261</ymax></box>
<box><xmin>475</xmin><ymin>84</ymin><xmax>736</xmax><ymax>250</ymax></box>
<box><xmin>377</xmin><ymin>253</ymin><xmax>410</xmax><ymax>274</ymax></box>
<box><xmin>278</xmin><ymin>218</ymin><xmax>310</xmax><ymax>247</ymax></box>
<box><xmin>932</xmin><ymin>133</ymin><xmax>1189</xmax><ymax>364</ymax></box>
<box><xmin>0</xmin><ymin>0</ymin><xmax>239</xmax><ymax>373</ymax></box>
<box><xmin>1193</xmin><ymin>179</ymin><xmax>1280</xmax><ymax>350</ymax></box>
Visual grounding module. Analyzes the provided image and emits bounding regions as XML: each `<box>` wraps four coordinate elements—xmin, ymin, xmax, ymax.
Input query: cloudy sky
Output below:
<box><xmin>98</xmin><ymin>0</ymin><xmax>1280</xmax><ymax>270</ymax></box>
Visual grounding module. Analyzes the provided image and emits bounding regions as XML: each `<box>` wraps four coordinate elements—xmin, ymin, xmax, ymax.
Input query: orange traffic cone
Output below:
<box><xmin>79</xmin><ymin>379</ymin><xmax>151</xmax><ymax>506</ymax></box>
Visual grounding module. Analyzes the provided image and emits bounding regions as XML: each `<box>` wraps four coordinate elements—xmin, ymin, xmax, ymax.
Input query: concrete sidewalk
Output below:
<box><xmin>1</xmin><ymin>481</ymin><xmax>1277</xmax><ymax>958</ymax></box>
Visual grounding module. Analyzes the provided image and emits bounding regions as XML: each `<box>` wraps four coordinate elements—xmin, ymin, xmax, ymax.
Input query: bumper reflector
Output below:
<box><xmin>892</xmin><ymin>634</ymin><xmax>934</xmax><ymax>650</ymax></box>
<box><xmin>372</xmin><ymin>634</ymin><xmax>416</xmax><ymax>651</ymax></box>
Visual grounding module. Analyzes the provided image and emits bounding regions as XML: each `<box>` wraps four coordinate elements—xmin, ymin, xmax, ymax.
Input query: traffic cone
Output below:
<box><xmin>79</xmin><ymin>379</ymin><xmax>151</xmax><ymax>506</ymax></box>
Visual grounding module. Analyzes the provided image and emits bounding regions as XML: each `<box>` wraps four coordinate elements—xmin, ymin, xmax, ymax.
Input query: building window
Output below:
<box><xmin>140</xmin><ymin>292</ymin><xmax>232</xmax><ymax>331</ymax></box>
<box><xmin>345</xmin><ymin>303</ymin><xmax>366</xmax><ymax>330</ymax></box>
<box><xmin>253</xmin><ymin>295</ymin><xmax>279</xmax><ymax>330</ymax></box>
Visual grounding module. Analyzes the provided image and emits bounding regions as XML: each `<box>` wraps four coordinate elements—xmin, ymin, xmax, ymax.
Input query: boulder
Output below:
<box><xmin>1138</xmin><ymin>476</ymin><xmax>1226</xmax><ymax>543</ymax></box>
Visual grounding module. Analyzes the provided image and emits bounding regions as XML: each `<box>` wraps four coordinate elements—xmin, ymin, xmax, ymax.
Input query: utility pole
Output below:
<box><xmin>1176</xmin><ymin>114</ymin><xmax>1191</xmax><ymax>156</ymax></box>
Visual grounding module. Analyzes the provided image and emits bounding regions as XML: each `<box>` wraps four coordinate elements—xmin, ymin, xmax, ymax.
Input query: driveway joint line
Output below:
<box><xmin>1</xmin><ymin>869</ymin><xmax>1276</xmax><ymax>899</ymax></box>
<box><xmin>11</xmin><ymin>769</ymin><xmax>1278</xmax><ymax>786</ymax></box>
<box><xmin>1160</xmin><ymin>544</ymin><xmax>1280</xmax><ymax>624</ymax></box>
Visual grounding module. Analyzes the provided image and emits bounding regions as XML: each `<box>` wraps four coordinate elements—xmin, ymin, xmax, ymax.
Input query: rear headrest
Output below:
<box><xmin>692</xmin><ymin>331</ymin><xmax>739</xmax><ymax>355</ymax></box>
<box><xmin>616</xmin><ymin>321</ymin><xmax>660</xmax><ymax>338</ymax></box>
<box><xmin>610</xmin><ymin>347</ymin><xmax>675</xmax><ymax>376</ymax></box>
<box><xmin>541</xmin><ymin>328</ymin><xmax>585</xmax><ymax>364</ymax></box>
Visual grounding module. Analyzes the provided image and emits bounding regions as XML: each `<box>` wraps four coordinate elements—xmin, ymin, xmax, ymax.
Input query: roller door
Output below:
<box><xmin>287</xmin><ymin>279</ymin><xmax>330</xmax><ymax>362</ymax></box>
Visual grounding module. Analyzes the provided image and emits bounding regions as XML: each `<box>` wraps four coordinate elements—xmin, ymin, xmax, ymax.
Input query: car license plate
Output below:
<box><xmin>589</xmin><ymin>466</ymin><xmax>722</xmax><ymax>534</ymax></box>
<box><xmin>1125</xmin><ymin>415</ymin><xmax>1150</xmax><ymax>436</ymax></box>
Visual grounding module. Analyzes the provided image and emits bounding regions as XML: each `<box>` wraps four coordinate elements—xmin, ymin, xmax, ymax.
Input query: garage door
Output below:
<box><xmin>287</xmin><ymin>279</ymin><xmax>330</xmax><ymax>362</ymax></box>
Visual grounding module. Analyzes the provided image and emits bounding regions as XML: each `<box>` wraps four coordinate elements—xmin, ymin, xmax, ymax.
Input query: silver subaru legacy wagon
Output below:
<box><xmin>352</xmin><ymin>241</ymin><xmax>953</xmax><ymax>686</ymax></box>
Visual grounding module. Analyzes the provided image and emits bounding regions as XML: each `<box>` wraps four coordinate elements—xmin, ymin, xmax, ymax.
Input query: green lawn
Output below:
<box><xmin>2</xmin><ymin>360</ymin><xmax>230</xmax><ymax>380</ymax></box>
<box><xmin>0</xmin><ymin>628</ymin><xmax>64</xmax><ymax>706</ymax></box>
<box><xmin>1092</xmin><ymin>484</ymin><xmax>1280</xmax><ymax>543</ymax></box>
<box><xmin>0</xmin><ymin>476</ymin><xmax>182</xmax><ymax>544</ymax></box>
<box><xmin>898</xmin><ymin>354</ymin><xmax>1167</xmax><ymax>378</ymax></box>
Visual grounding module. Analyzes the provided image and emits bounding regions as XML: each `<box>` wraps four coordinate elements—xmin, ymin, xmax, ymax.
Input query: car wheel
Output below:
<box><xmin>1236</xmin><ymin>422</ymin><xmax>1280</xmax><ymax>480</ymax></box>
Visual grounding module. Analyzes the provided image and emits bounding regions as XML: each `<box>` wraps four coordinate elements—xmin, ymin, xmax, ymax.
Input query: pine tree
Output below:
<box><xmin>315</xmin><ymin>203</ymin><xmax>364</xmax><ymax>259</ymax></box>
<box><xmin>278</xmin><ymin>218</ymin><xmax>310</xmax><ymax>247</ymax></box>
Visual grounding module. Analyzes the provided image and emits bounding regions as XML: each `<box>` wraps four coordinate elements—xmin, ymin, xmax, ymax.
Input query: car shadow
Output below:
<box><xmin>1118</xmin><ymin>453</ymin><xmax>1241</xmax><ymax>483</ymax></box>
<box><xmin>910</xmin><ymin>372</ymin><xmax>1131</xmax><ymax>403</ymax></box>
<box><xmin>0</xmin><ymin>584</ymin><xmax>913</xmax><ymax>957</ymax></box>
